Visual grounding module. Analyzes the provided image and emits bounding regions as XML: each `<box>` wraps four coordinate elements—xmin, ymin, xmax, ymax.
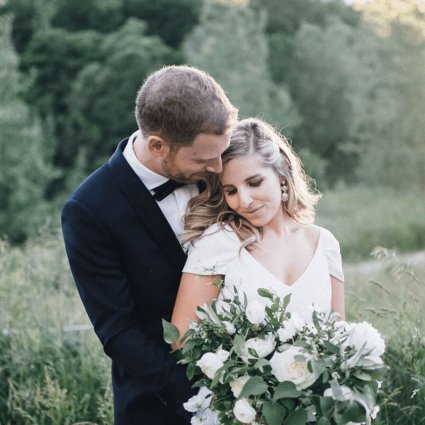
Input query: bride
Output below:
<box><xmin>171</xmin><ymin>117</ymin><xmax>345</xmax><ymax>347</ymax></box>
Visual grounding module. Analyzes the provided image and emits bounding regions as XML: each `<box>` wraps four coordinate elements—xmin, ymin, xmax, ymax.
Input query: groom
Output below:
<box><xmin>61</xmin><ymin>65</ymin><xmax>238</xmax><ymax>425</ymax></box>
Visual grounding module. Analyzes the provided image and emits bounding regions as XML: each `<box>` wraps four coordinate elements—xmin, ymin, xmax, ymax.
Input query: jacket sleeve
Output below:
<box><xmin>61</xmin><ymin>198</ymin><xmax>194</xmax><ymax>419</ymax></box>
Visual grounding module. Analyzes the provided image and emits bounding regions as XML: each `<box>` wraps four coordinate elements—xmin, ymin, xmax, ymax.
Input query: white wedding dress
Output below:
<box><xmin>183</xmin><ymin>223</ymin><xmax>344</xmax><ymax>319</ymax></box>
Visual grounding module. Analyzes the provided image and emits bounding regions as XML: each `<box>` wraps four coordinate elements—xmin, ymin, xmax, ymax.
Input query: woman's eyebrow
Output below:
<box><xmin>221</xmin><ymin>174</ymin><xmax>262</xmax><ymax>188</ymax></box>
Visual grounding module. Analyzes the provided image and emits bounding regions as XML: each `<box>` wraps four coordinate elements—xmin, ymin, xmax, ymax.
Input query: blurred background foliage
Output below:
<box><xmin>0</xmin><ymin>0</ymin><xmax>424</xmax><ymax>247</ymax></box>
<box><xmin>1</xmin><ymin>2</ymin><xmax>424</xmax><ymax>424</ymax></box>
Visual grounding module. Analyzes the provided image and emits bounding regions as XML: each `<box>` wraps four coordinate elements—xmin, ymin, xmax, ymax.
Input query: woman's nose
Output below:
<box><xmin>238</xmin><ymin>188</ymin><xmax>253</xmax><ymax>208</ymax></box>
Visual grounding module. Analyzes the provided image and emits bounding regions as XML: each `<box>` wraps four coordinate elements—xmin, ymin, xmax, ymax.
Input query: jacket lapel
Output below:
<box><xmin>108</xmin><ymin>139</ymin><xmax>186</xmax><ymax>269</ymax></box>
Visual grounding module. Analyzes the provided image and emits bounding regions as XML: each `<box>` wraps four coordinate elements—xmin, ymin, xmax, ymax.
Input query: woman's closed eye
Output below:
<box><xmin>224</xmin><ymin>179</ymin><xmax>263</xmax><ymax>196</ymax></box>
<box><xmin>248</xmin><ymin>178</ymin><xmax>263</xmax><ymax>187</ymax></box>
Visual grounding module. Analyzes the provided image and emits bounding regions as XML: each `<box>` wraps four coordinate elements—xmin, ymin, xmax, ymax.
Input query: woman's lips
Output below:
<box><xmin>242</xmin><ymin>205</ymin><xmax>263</xmax><ymax>214</ymax></box>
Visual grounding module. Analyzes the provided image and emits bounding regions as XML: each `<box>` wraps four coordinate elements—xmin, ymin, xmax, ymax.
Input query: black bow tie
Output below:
<box><xmin>152</xmin><ymin>179</ymin><xmax>186</xmax><ymax>201</ymax></box>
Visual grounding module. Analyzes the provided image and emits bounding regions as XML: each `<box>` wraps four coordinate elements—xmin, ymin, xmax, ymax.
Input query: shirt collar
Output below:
<box><xmin>123</xmin><ymin>130</ymin><xmax>168</xmax><ymax>191</ymax></box>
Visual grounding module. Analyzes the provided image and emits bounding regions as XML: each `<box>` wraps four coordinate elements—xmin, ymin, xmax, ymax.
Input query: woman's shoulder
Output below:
<box><xmin>193</xmin><ymin>223</ymin><xmax>240</xmax><ymax>246</ymax></box>
<box><xmin>184</xmin><ymin>223</ymin><xmax>240</xmax><ymax>276</ymax></box>
<box><xmin>309</xmin><ymin>224</ymin><xmax>340</xmax><ymax>247</ymax></box>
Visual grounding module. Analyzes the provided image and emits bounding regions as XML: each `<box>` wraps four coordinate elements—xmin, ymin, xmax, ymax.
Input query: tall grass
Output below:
<box><xmin>344</xmin><ymin>248</ymin><xmax>425</xmax><ymax>425</ymax></box>
<box><xmin>317</xmin><ymin>186</ymin><xmax>425</xmax><ymax>261</ymax></box>
<box><xmin>0</xmin><ymin>233</ymin><xmax>112</xmax><ymax>425</ymax></box>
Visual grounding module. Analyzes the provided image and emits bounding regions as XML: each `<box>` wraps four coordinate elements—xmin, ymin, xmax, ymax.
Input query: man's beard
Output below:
<box><xmin>161</xmin><ymin>156</ymin><xmax>201</xmax><ymax>184</ymax></box>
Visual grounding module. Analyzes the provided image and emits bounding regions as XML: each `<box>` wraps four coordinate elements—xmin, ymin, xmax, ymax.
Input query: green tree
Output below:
<box><xmin>66</xmin><ymin>18</ymin><xmax>175</xmax><ymax>169</ymax></box>
<box><xmin>355</xmin><ymin>15</ymin><xmax>425</xmax><ymax>190</ymax></box>
<box><xmin>185</xmin><ymin>0</ymin><xmax>300</xmax><ymax>133</ymax></box>
<box><xmin>287</xmin><ymin>17</ymin><xmax>380</xmax><ymax>184</ymax></box>
<box><xmin>51</xmin><ymin>0</ymin><xmax>124</xmax><ymax>33</ymax></box>
<box><xmin>0</xmin><ymin>0</ymin><xmax>55</xmax><ymax>53</ymax></box>
<box><xmin>122</xmin><ymin>0</ymin><xmax>201</xmax><ymax>48</ymax></box>
<box><xmin>0</xmin><ymin>15</ymin><xmax>56</xmax><ymax>243</ymax></box>
<box><xmin>250</xmin><ymin>0</ymin><xmax>360</xmax><ymax>84</ymax></box>
<box><xmin>20</xmin><ymin>28</ymin><xmax>103</xmax><ymax>169</ymax></box>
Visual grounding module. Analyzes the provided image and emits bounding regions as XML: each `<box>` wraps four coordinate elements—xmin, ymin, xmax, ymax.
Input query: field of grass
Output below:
<box><xmin>1</xmin><ymin>186</ymin><xmax>424</xmax><ymax>424</ymax></box>
<box><xmin>317</xmin><ymin>186</ymin><xmax>425</xmax><ymax>261</ymax></box>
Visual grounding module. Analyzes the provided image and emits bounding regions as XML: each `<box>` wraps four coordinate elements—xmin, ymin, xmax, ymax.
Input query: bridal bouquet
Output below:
<box><xmin>163</xmin><ymin>287</ymin><xmax>386</xmax><ymax>425</ymax></box>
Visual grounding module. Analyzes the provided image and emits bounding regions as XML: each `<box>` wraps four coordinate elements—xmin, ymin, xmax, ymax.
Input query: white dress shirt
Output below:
<box><xmin>123</xmin><ymin>130</ymin><xmax>199</xmax><ymax>247</ymax></box>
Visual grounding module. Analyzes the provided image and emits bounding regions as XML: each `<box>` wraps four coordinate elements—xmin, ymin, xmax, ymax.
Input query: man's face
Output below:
<box><xmin>161</xmin><ymin>132</ymin><xmax>231</xmax><ymax>183</ymax></box>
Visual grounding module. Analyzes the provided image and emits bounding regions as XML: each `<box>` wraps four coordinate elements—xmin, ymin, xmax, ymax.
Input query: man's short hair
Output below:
<box><xmin>135</xmin><ymin>65</ymin><xmax>238</xmax><ymax>146</ymax></box>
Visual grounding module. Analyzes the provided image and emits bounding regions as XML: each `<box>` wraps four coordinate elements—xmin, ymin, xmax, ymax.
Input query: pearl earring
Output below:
<box><xmin>281</xmin><ymin>181</ymin><xmax>289</xmax><ymax>202</ymax></box>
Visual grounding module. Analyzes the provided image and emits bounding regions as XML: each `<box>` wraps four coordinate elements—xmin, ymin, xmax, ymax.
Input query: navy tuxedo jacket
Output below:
<box><xmin>62</xmin><ymin>139</ymin><xmax>195</xmax><ymax>425</ymax></box>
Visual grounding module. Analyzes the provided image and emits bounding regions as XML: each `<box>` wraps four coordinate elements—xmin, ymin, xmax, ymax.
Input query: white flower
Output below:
<box><xmin>216</xmin><ymin>349</ymin><xmax>230</xmax><ymax>363</ymax></box>
<box><xmin>346</xmin><ymin>322</ymin><xmax>385</xmax><ymax>358</ymax></box>
<box><xmin>233</xmin><ymin>398</ymin><xmax>256</xmax><ymax>423</ymax></box>
<box><xmin>243</xmin><ymin>333</ymin><xmax>276</xmax><ymax>360</ymax></box>
<box><xmin>270</xmin><ymin>346</ymin><xmax>319</xmax><ymax>390</ymax></box>
<box><xmin>277</xmin><ymin>313</ymin><xmax>304</xmax><ymax>342</ymax></box>
<box><xmin>196</xmin><ymin>353</ymin><xmax>224</xmax><ymax>379</ymax></box>
<box><xmin>184</xmin><ymin>387</ymin><xmax>213</xmax><ymax>413</ymax></box>
<box><xmin>191</xmin><ymin>408</ymin><xmax>220</xmax><ymax>425</ymax></box>
<box><xmin>223</xmin><ymin>321</ymin><xmax>236</xmax><ymax>335</ymax></box>
<box><xmin>246</xmin><ymin>300</ymin><xmax>266</xmax><ymax>325</ymax></box>
<box><xmin>230</xmin><ymin>376</ymin><xmax>250</xmax><ymax>398</ymax></box>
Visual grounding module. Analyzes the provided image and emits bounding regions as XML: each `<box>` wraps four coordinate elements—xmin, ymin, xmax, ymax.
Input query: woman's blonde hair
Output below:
<box><xmin>184</xmin><ymin>118</ymin><xmax>321</xmax><ymax>248</ymax></box>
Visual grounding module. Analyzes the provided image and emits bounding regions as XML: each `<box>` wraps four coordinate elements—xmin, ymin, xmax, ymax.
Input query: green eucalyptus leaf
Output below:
<box><xmin>186</xmin><ymin>362</ymin><xmax>195</xmax><ymax>380</ymax></box>
<box><xmin>162</xmin><ymin>319</ymin><xmax>180</xmax><ymax>344</ymax></box>
<box><xmin>257</xmin><ymin>288</ymin><xmax>275</xmax><ymax>299</ymax></box>
<box><xmin>341</xmin><ymin>400</ymin><xmax>365</xmax><ymax>423</ymax></box>
<box><xmin>317</xmin><ymin>417</ymin><xmax>332</xmax><ymax>425</ymax></box>
<box><xmin>286</xmin><ymin>408</ymin><xmax>308</xmax><ymax>425</ymax></box>
<box><xmin>238</xmin><ymin>376</ymin><xmax>268</xmax><ymax>398</ymax></box>
<box><xmin>273</xmin><ymin>381</ymin><xmax>302</xmax><ymax>401</ymax></box>
<box><xmin>319</xmin><ymin>396</ymin><xmax>334</xmax><ymax>417</ymax></box>
<box><xmin>233</xmin><ymin>334</ymin><xmax>246</xmax><ymax>357</ymax></box>
<box><xmin>262</xmin><ymin>401</ymin><xmax>286</xmax><ymax>425</ymax></box>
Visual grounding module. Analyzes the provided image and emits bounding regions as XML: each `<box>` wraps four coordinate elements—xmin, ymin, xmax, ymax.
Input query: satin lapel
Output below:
<box><xmin>107</xmin><ymin>139</ymin><xmax>186</xmax><ymax>269</ymax></box>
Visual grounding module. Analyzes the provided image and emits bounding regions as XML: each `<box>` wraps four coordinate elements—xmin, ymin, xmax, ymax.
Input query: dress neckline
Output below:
<box><xmin>242</xmin><ymin>226</ymin><xmax>323</xmax><ymax>288</ymax></box>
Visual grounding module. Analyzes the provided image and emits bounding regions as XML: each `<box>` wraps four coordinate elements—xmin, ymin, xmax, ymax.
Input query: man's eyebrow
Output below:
<box><xmin>221</xmin><ymin>174</ymin><xmax>262</xmax><ymax>188</ymax></box>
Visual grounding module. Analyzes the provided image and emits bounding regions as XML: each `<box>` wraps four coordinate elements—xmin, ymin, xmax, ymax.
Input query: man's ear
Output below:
<box><xmin>147</xmin><ymin>135</ymin><xmax>169</xmax><ymax>157</ymax></box>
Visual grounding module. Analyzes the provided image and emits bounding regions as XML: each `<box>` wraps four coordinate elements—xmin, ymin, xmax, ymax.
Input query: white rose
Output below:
<box><xmin>277</xmin><ymin>313</ymin><xmax>305</xmax><ymax>342</ymax></box>
<box><xmin>216</xmin><ymin>349</ymin><xmax>230</xmax><ymax>363</ymax></box>
<box><xmin>233</xmin><ymin>398</ymin><xmax>257</xmax><ymax>423</ymax></box>
<box><xmin>346</xmin><ymin>322</ymin><xmax>385</xmax><ymax>358</ymax></box>
<box><xmin>270</xmin><ymin>346</ymin><xmax>319</xmax><ymax>390</ymax></box>
<box><xmin>191</xmin><ymin>408</ymin><xmax>220</xmax><ymax>425</ymax></box>
<box><xmin>230</xmin><ymin>375</ymin><xmax>250</xmax><ymax>398</ymax></box>
<box><xmin>196</xmin><ymin>353</ymin><xmax>224</xmax><ymax>379</ymax></box>
<box><xmin>243</xmin><ymin>333</ymin><xmax>276</xmax><ymax>360</ymax></box>
<box><xmin>246</xmin><ymin>300</ymin><xmax>266</xmax><ymax>325</ymax></box>
<box><xmin>223</xmin><ymin>321</ymin><xmax>236</xmax><ymax>335</ymax></box>
<box><xmin>184</xmin><ymin>387</ymin><xmax>213</xmax><ymax>413</ymax></box>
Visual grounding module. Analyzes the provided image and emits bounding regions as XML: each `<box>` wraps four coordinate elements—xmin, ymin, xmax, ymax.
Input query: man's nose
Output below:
<box><xmin>205</xmin><ymin>157</ymin><xmax>223</xmax><ymax>174</ymax></box>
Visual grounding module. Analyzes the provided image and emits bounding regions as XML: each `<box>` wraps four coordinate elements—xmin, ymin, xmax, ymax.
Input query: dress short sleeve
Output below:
<box><xmin>320</xmin><ymin>227</ymin><xmax>344</xmax><ymax>283</ymax></box>
<box><xmin>183</xmin><ymin>224</ymin><xmax>241</xmax><ymax>276</ymax></box>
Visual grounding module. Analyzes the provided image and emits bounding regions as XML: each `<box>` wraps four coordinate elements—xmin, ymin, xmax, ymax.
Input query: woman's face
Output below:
<box><xmin>220</xmin><ymin>154</ymin><xmax>284</xmax><ymax>228</ymax></box>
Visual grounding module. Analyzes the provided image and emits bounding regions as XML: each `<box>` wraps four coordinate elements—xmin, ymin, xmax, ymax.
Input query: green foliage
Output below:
<box><xmin>344</xmin><ymin>250</ymin><xmax>425</xmax><ymax>424</ymax></box>
<box><xmin>0</xmin><ymin>233</ymin><xmax>113</xmax><ymax>424</ymax></box>
<box><xmin>355</xmin><ymin>22</ymin><xmax>425</xmax><ymax>190</ymax></box>
<box><xmin>0</xmin><ymin>15</ymin><xmax>56</xmax><ymax>243</ymax></box>
<box><xmin>122</xmin><ymin>0</ymin><xmax>201</xmax><ymax>48</ymax></box>
<box><xmin>0</xmin><ymin>0</ymin><xmax>55</xmax><ymax>53</ymax></box>
<box><xmin>67</xmin><ymin>18</ymin><xmax>175</xmax><ymax>168</ymax></box>
<box><xmin>184</xmin><ymin>0</ymin><xmax>301</xmax><ymax>133</ymax></box>
<box><xmin>51</xmin><ymin>0</ymin><xmax>124</xmax><ymax>33</ymax></box>
<box><xmin>288</xmin><ymin>17</ymin><xmax>379</xmax><ymax>184</ymax></box>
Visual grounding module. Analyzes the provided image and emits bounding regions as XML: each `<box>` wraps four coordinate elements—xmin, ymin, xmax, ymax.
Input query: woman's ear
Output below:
<box><xmin>147</xmin><ymin>135</ymin><xmax>170</xmax><ymax>158</ymax></box>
